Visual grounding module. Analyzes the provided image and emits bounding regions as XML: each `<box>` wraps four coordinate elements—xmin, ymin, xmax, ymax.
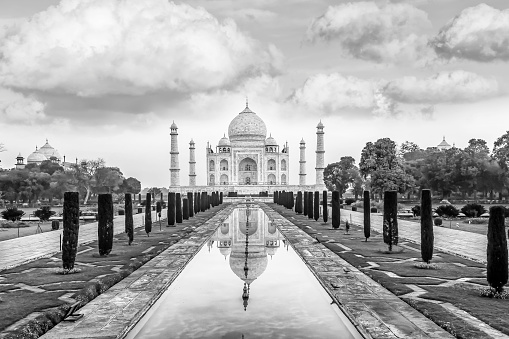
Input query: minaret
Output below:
<box><xmin>189</xmin><ymin>139</ymin><xmax>196</xmax><ymax>187</ymax></box>
<box><xmin>170</xmin><ymin>121</ymin><xmax>180</xmax><ymax>187</ymax></box>
<box><xmin>299</xmin><ymin>138</ymin><xmax>306</xmax><ymax>186</ymax></box>
<box><xmin>315</xmin><ymin>120</ymin><xmax>325</xmax><ymax>188</ymax></box>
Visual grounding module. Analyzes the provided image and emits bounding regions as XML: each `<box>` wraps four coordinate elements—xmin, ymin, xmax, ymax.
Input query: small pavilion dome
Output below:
<box><xmin>218</xmin><ymin>134</ymin><xmax>230</xmax><ymax>147</ymax></box>
<box><xmin>265</xmin><ymin>134</ymin><xmax>278</xmax><ymax>146</ymax></box>
<box><xmin>27</xmin><ymin>147</ymin><xmax>47</xmax><ymax>164</ymax></box>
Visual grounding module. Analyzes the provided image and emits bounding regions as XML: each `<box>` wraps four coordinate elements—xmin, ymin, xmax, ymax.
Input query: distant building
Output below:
<box><xmin>14</xmin><ymin>139</ymin><xmax>75</xmax><ymax>170</ymax></box>
<box><xmin>427</xmin><ymin>136</ymin><xmax>452</xmax><ymax>152</ymax></box>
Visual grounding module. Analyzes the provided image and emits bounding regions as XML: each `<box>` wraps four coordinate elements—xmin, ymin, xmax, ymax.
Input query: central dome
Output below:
<box><xmin>228</xmin><ymin>105</ymin><xmax>267</xmax><ymax>142</ymax></box>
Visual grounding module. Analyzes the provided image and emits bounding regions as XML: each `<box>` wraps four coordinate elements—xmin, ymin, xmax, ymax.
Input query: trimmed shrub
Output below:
<box><xmin>411</xmin><ymin>205</ymin><xmax>421</xmax><ymax>217</ymax></box>
<box><xmin>314</xmin><ymin>191</ymin><xmax>319</xmax><ymax>221</ymax></box>
<box><xmin>363</xmin><ymin>190</ymin><xmax>370</xmax><ymax>241</ymax></box>
<box><xmin>434</xmin><ymin>218</ymin><xmax>443</xmax><ymax>226</ymax></box>
<box><xmin>323</xmin><ymin>191</ymin><xmax>328</xmax><ymax>223</ymax></box>
<box><xmin>470</xmin><ymin>218</ymin><xmax>488</xmax><ymax>224</ymax></box>
<box><xmin>303</xmin><ymin>192</ymin><xmax>308</xmax><ymax>216</ymax></box>
<box><xmin>1</xmin><ymin>207</ymin><xmax>25</xmax><ymax>221</ymax></box>
<box><xmin>289</xmin><ymin>191</ymin><xmax>295</xmax><ymax>210</ymax></box>
<box><xmin>421</xmin><ymin>189</ymin><xmax>434</xmax><ymax>264</ymax></box>
<box><xmin>145</xmin><ymin>193</ymin><xmax>152</xmax><ymax>235</ymax></box>
<box><xmin>332</xmin><ymin>191</ymin><xmax>340</xmax><ymax>229</ymax></box>
<box><xmin>345</xmin><ymin>198</ymin><xmax>356</xmax><ymax>205</ymax></box>
<box><xmin>219</xmin><ymin>192</ymin><xmax>223</xmax><ymax>205</ymax></box>
<box><xmin>125</xmin><ymin>193</ymin><xmax>133</xmax><ymax>245</ymax></box>
<box><xmin>51</xmin><ymin>220</ymin><xmax>60</xmax><ymax>230</ymax></box>
<box><xmin>296</xmin><ymin>191</ymin><xmax>303</xmax><ymax>214</ymax></box>
<box><xmin>98</xmin><ymin>194</ymin><xmax>114</xmax><ymax>255</ymax></box>
<box><xmin>308</xmin><ymin>192</ymin><xmax>313</xmax><ymax>219</ymax></box>
<box><xmin>187</xmin><ymin>192</ymin><xmax>194</xmax><ymax>218</ymax></box>
<box><xmin>435</xmin><ymin>205</ymin><xmax>460</xmax><ymax>218</ymax></box>
<box><xmin>62</xmin><ymin>192</ymin><xmax>79</xmax><ymax>271</ymax></box>
<box><xmin>370</xmin><ymin>207</ymin><xmax>377</xmax><ymax>213</ymax></box>
<box><xmin>383</xmin><ymin>191</ymin><xmax>398</xmax><ymax>251</ymax></box>
<box><xmin>156</xmin><ymin>201</ymin><xmax>161</xmax><ymax>213</ymax></box>
<box><xmin>461</xmin><ymin>203</ymin><xmax>487</xmax><ymax>218</ymax></box>
<box><xmin>168</xmin><ymin>193</ymin><xmax>176</xmax><ymax>226</ymax></box>
<box><xmin>351</xmin><ymin>206</ymin><xmax>357</xmax><ymax>211</ymax></box>
<box><xmin>34</xmin><ymin>206</ymin><xmax>56</xmax><ymax>221</ymax></box>
<box><xmin>195</xmin><ymin>192</ymin><xmax>200</xmax><ymax>215</ymax></box>
<box><xmin>183</xmin><ymin>199</ymin><xmax>189</xmax><ymax>220</ymax></box>
<box><xmin>176</xmin><ymin>193</ymin><xmax>183</xmax><ymax>223</ymax></box>
<box><xmin>487</xmin><ymin>206</ymin><xmax>508</xmax><ymax>293</ymax></box>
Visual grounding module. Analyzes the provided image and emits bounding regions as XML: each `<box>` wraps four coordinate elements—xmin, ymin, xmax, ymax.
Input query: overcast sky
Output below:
<box><xmin>0</xmin><ymin>0</ymin><xmax>508</xmax><ymax>188</ymax></box>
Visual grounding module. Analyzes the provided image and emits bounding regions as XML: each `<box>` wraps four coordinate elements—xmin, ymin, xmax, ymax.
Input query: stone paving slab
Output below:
<box><xmin>0</xmin><ymin>210</ymin><xmax>167</xmax><ymax>271</ymax></box>
<box><xmin>40</xmin><ymin>206</ymin><xmax>235</xmax><ymax>339</ymax></box>
<box><xmin>261</xmin><ymin>204</ymin><xmax>454</xmax><ymax>339</ymax></box>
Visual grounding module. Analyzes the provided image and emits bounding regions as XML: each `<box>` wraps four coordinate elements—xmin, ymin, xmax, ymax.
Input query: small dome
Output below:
<box><xmin>17</xmin><ymin>153</ymin><xmax>23</xmax><ymax>158</ymax></box>
<box><xmin>170</xmin><ymin>121</ymin><xmax>178</xmax><ymax>129</ymax></box>
<box><xmin>219</xmin><ymin>247</ymin><xmax>231</xmax><ymax>257</ymax></box>
<box><xmin>266</xmin><ymin>247</ymin><xmax>278</xmax><ymax>256</ymax></box>
<box><xmin>228</xmin><ymin>104</ymin><xmax>267</xmax><ymax>142</ymax></box>
<box><xmin>27</xmin><ymin>148</ymin><xmax>47</xmax><ymax>163</ymax></box>
<box><xmin>39</xmin><ymin>140</ymin><xmax>61</xmax><ymax>161</ymax></box>
<box><xmin>317</xmin><ymin>120</ymin><xmax>324</xmax><ymax>128</ymax></box>
<box><xmin>300</xmin><ymin>138</ymin><xmax>305</xmax><ymax>144</ymax></box>
<box><xmin>265</xmin><ymin>135</ymin><xmax>278</xmax><ymax>146</ymax></box>
<box><xmin>218</xmin><ymin>134</ymin><xmax>230</xmax><ymax>146</ymax></box>
<box><xmin>229</xmin><ymin>251</ymin><xmax>268</xmax><ymax>285</ymax></box>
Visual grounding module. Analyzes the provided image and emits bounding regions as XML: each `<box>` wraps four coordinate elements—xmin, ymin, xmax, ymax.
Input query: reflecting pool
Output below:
<box><xmin>125</xmin><ymin>204</ymin><xmax>362</xmax><ymax>339</ymax></box>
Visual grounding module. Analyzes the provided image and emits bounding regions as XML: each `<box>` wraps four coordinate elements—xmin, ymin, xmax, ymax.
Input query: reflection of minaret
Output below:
<box><xmin>315</xmin><ymin>121</ymin><xmax>325</xmax><ymax>188</ymax></box>
<box><xmin>242</xmin><ymin>204</ymin><xmax>250</xmax><ymax>311</ymax></box>
<box><xmin>170</xmin><ymin>121</ymin><xmax>180</xmax><ymax>187</ymax></box>
<box><xmin>299</xmin><ymin>138</ymin><xmax>306</xmax><ymax>186</ymax></box>
<box><xmin>189</xmin><ymin>139</ymin><xmax>196</xmax><ymax>187</ymax></box>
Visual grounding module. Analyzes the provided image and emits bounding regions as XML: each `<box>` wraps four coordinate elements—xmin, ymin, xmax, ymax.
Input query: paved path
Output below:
<box><xmin>0</xmin><ymin>210</ymin><xmax>167</xmax><ymax>271</ymax></box>
<box><xmin>340</xmin><ymin>209</ymin><xmax>490</xmax><ymax>263</ymax></box>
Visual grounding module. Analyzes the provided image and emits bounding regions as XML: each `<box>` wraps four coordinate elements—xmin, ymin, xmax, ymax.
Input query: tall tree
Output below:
<box><xmin>363</xmin><ymin>190</ymin><xmax>370</xmax><ymax>241</ymax></box>
<box><xmin>95</xmin><ymin>167</ymin><xmax>125</xmax><ymax>194</ymax></box>
<box><xmin>420</xmin><ymin>189</ymin><xmax>434</xmax><ymax>264</ymax></box>
<box><xmin>62</xmin><ymin>192</ymin><xmax>80</xmax><ymax>272</ymax></box>
<box><xmin>360</xmin><ymin>138</ymin><xmax>414</xmax><ymax>197</ymax></box>
<box><xmin>98</xmin><ymin>194</ymin><xmax>114</xmax><ymax>256</ymax></box>
<box><xmin>383</xmin><ymin>191</ymin><xmax>398</xmax><ymax>252</ymax></box>
<box><xmin>487</xmin><ymin>206</ymin><xmax>508</xmax><ymax>293</ymax></box>
<box><xmin>125</xmin><ymin>193</ymin><xmax>134</xmax><ymax>245</ymax></box>
<box><xmin>323</xmin><ymin>156</ymin><xmax>361</xmax><ymax>196</ymax></box>
<box><xmin>70</xmin><ymin>158</ymin><xmax>105</xmax><ymax>204</ymax></box>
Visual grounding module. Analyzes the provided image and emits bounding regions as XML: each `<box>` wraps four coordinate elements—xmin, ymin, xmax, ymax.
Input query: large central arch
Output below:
<box><xmin>238</xmin><ymin>157</ymin><xmax>258</xmax><ymax>185</ymax></box>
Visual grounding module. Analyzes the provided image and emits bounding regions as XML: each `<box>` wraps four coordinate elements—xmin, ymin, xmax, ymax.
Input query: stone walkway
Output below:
<box><xmin>0</xmin><ymin>210</ymin><xmax>166</xmax><ymax>271</ymax></box>
<box><xmin>340</xmin><ymin>210</ymin><xmax>489</xmax><ymax>263</ymax></box>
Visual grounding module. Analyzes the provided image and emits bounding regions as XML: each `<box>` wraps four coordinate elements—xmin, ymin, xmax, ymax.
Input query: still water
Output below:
<box><xmin>125</xmin><ymin>205</ymin><xmax>362</xmax><ymax>339</ymax></box>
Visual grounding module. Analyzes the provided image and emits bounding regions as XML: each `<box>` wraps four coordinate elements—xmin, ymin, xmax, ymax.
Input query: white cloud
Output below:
<box><xmin>431</xmin><ymin>4</ymin><xmax>509</xmax><ymax>62</ymax></box>
<box><xmin>290</xmin><ymin>70</ymin><xmax>498</xmax><ymax>117</ymax></box>
<box><xmin>0</xmin><ymin>0</ymin><xmax>281</xmax><ymax>97</ymax></box>
<box><xmin>381</xmin><ymin>70</ymin><xmax>499</xmax><ymax>104</ymax></box>
<box><xmin>306</xmin><ymin>1</ymin><xmax>432</xmax><ymax>63</ymax></box>
<box><xmin>0</xmin><ymin>87</ymin><xmax>47</xmax><ymax>124</ymax></box>
<box><xmin>289</xmin><ymin>73</ymin><xmax>376</xmax><ymax>112</ymax></box>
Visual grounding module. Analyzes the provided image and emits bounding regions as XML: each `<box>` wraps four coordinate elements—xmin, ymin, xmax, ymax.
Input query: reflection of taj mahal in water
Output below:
<box><xmin>169</xmin><ymin>100</ymin><xmax>326</xmax><ymax>193</ymax></box>
<box><xmin>208</xmin><ymin>205</ymin><xmax>282</xmax><ymax>310</ymax></box>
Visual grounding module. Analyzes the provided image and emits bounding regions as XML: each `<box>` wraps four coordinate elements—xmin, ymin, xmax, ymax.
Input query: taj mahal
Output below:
<box><xmin>168</xmin><ymin>101</ymin><xmax>326</xmax><ymax>194</ymax></box>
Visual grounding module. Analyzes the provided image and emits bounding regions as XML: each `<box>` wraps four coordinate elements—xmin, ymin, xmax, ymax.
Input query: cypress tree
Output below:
<box><xmin>62</xmin><ymin>191</ymin><xmax>80</xmax><ymax>271</ymax></box>
<box><xmin>195</xmin><ymin>192</ymin><xmax>200</xmax><ymax>214</ymax></box>
<box><xmin>98</xmin><ymin>194</ymin><xmax>114</xmax><ymax>255</ymax></box>
<box><xmin>383</xmin><ymin>191</ymin><xmax>398</xmax><ymax>252</ymax></box>
<box><xmin>160</xmin><ymin>192</ymin><xmax>163</xmax><ymax>203</ymax></box>
<box><xmin>487</xmin><ymin>206</ymin><xmax>508</xmax><ymax>293</ymax></box>
<box><xmin>273</xmin><ymin>191</ymin><xmax>277</xmax><ymax>203</ymax></box>
<box><xmin>307</xmin><ymin>192</ymin><xmax>313</xmax><ymax>219</ymax></box>
<box><xmin>363</xmin><ymin>190</ymin><xmax>371</xmax><ymax>242</ymax></box>
<box><xmin>156</xmin><ymin>201</ymin><xmax>161</xmax><ymax>214</ymax></box>
<box><xmin>201</xmin><ymin>192</ymin><xmax>206</xmax><ymax>212</ymax></box>
<box><xmin>216</xmin><ymin>191</ymin><xmax>219</xmax><ymax>206</ymax></box>
<box><xmin>314</xmin><ymin>191</ymin><xmax>320</xmax><ymax>221</ymax></box>
<box><xmin>296</xmin><ymin>191</ymin><xmax>302</xmax><ymax>214</ymax></box>
<box><xmin>183</xmin><ymin>198</ymin><xmax>189</xmax><ymax>220</ymax></box>
<box><xmin>322</xmin><ymin>191</ymin><xmax>328</xmax><ymax>223</ymax></box>
<box><xmin>125</xmin><ymin>193</ymin><xmax>134</xmax><ymax>245</ymax></box>
<box><xmin>220</xmin><ymin>192</ymin><xmax>223</xmax><ymax>204</ymax></box>
<box><xmin>421</xmin><ymin>189</ymin><xmax>434</xmax><ymax>263</ymax></box>
<box><xmin>176</xmin><ymin>193</ymin><xmax>183</xmax><ymax>223</ymax></box>
<box><xmin>168</xmin><ymin>192</ymin><xmax>176</xmax><ymax>226</ymax></box>
<box><xmin>303</xmin><ymin>192</ymin><xmax>308</xmax><ymax>216</ymax></box>
<box><xmin>332</xmin><ymin>191</ymin><xmax>340</xmax><ymax>229</ymax></box>
<box><xmin>289</xmin><ymin>191</ymin><xmax>294</xmax><ymax>210</ymax></box>
<box><xmin>187</xmin><ymin>192</ymin><xmax>194</xmax><ymax>218</ymax></box>
<box><xmin>138</xmin><ymin>194</ymin><xmax>141</xmax><ymax>203</ymax></box>
<box><xmin>145</xmin><ymin>193</ymin><xmax>152</xmax><ymax>235</ymax></box>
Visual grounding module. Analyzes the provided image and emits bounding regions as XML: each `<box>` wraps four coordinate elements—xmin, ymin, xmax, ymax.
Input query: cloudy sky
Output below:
<box><xmin>0</xmin><ymin>0</ymin><xmax>508</xmax><ymax>188</ymax></box>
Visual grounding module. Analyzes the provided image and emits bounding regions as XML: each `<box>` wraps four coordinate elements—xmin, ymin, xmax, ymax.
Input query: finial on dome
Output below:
<box><xmin>246</xmin><ymin>96</ymin><xmax>249</xmax><ymax>108</ymax></box>
<box><xmin>35</xmin><ymin>145</ymin><xmax>38</xmax><ymax>151</ymax></box>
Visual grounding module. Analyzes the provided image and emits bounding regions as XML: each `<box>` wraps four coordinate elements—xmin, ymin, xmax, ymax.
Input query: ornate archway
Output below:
<box><xmin>239</xmin><ymin>157</ymin><xmax>257</xmax><ymax>185</ymax></box>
